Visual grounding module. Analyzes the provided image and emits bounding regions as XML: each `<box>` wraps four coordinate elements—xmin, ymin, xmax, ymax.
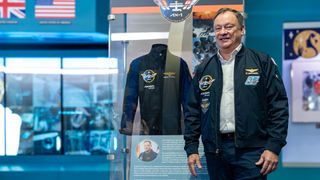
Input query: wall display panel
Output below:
<box><xmin>0</xmin><ymin>0</ymin><xmax>109</xmax><ymax>45</ymax></box>
<box><xmin>0</xmin><ymin>0</ymin><xmax>96</xmax><ymax>32</ymax></box>
<box><xmin>62</xmin><ymin>57</ymin><xmax>119</xmax><ymax>155</ymax></box>
<box><xmin>282</xmin><ymin>22</ymin><xmax>320</xmax><ymax>166</ymax></box>
<box><xmin>5</xmin><ymin>73</ymin><xmax>62</xmax><ymax>155</ymax></box>
<box><xmin>1</xmin><ymin>57</ymin><xmax>119</xmax><ymax>156</ymax></box>
<box><xmin>192</xmin><ymin>11</ymin><xmax>216</xmax><ymax>73</ymax></box>
<box><xmin>4</xmin><ymin>58</ymin><xmax>62</xmax><ymax>155</ymax></box>
<box><xmin>111</xmin><ymin>0</ymin><xmax>242</xmax><ymax>6</ymax></box>
<box><xmin>62</xmin><ymin>75</ymin><xmax>117</xmax><ymax>155</ymax></box>
<box><xmin>111</xmin><ymin>0</ymin><xmax>243</xmax><ymax>14</ymax></box>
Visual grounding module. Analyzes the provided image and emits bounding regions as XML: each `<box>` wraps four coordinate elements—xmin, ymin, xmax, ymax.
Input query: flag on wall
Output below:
<box><xmin>35</xmin><ymin>0</ymin><xmax>75</xmax><ymax>19</ymax></box>
<box><xmin>0</xmin><ymin>0</ymin><xmax>26</xmax><ymax>19</ymax></box>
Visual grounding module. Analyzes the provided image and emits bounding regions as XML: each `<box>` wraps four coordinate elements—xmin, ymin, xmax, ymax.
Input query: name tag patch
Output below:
<box><xmin>245</xmin><ymin>76</ymin><xmax>260</xmax><ymax>86</ymax></box>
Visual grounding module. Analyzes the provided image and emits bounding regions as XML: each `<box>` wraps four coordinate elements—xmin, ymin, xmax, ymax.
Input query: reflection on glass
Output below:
<box><xmin>90</xmin><ymin>130</ymin><xmax>117</xmax><ymax>155</ymax></box>
<box><xmin>0</xmin><ymin>74</ymin><xmax>22</xmax><ymax>156</ymax></box>
<box><xmin>33</xmin><ymin>132</ymin><xmax>61</xmax><ymax>154</ymax></box>
<box><xmin>63</xmin><ymin>74</ymin><xmax>118</xmax><ymax>155</ymax></box>
<box><xmin>1</xmin><ymin>57</ymin><xmax>120</xmax><ymax>156</ymax></box>
<box><xmin>6</xmin><ymin>74</ymin><xmax>61</xmax><ymax>155</ymax></box>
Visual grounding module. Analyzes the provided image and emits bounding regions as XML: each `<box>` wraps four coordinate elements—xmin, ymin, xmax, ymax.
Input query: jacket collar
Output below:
<box><xmin>217</xmin><ymin>43</ymin><xmax>243</xmax><ymax>62</ymax></box>
<box><xmin>235</xmin><ymin>43</ymin><xmax>246</xmax><ymax>58</ymax></box>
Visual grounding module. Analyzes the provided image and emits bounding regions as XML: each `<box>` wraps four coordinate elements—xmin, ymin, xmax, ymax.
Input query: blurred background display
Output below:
<box><xmin>0</xmin><ymin>57</ymin><xmax>119</xmax><ymax>156</ymax></box>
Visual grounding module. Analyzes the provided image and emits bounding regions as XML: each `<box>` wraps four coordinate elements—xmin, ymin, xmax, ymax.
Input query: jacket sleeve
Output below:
<box><xmin>184</xmin><ymin>70</ymin><xmax>201</xmax><ymax>157</ymax></box>
<box><xmin>263</xmin><ymin>56</ymin><xmax>289</xmax><ymax>155</ymax></box>
<box><xmin>120</xmin><ymin>60</ymin><xmax>139</xmax><ymax>135</ymax></box>
<box><xmin>180</xmin><ymin>60</ymin><xmax>192</xmax><ymax>111</ymax></box>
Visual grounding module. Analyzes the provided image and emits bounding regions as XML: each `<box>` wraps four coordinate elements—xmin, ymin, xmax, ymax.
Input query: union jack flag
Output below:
<box><xmin>35</xmin><ymin>0</ymin><xmax>75</xmax><ymax>19</ymax></box>
<box><xmin>0</xmin><ymin>0</ymin><xmax>25</xmax><ymax>19</ymax></box>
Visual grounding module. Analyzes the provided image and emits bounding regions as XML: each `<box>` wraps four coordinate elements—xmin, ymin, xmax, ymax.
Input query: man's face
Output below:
<box><xmin>143</xmin><ymin>142</ymin><xmax>152</xmax><ymax>152</ymax></box>
<box><xmin>214</xmin><ymin>11</ymin><xmax>244</xmax><ymax>52</ymax></box>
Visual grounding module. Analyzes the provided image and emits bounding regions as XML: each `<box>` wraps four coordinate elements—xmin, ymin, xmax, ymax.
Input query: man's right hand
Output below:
<box><xmin>187</xmin><ymin>153</ymin><xmax>202</xmax><ymax>176</ymax></box>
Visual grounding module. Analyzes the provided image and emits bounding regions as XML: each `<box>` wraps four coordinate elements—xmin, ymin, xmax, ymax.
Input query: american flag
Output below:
<box><xmin>0</xmin><ymin>0</ymin><xmax>25</xmax><ymax>19</ymax></box>
<box><xmin>35</xmin><ymin>0</ymin><xmax>75</xmax><ymax>19</ymax></box>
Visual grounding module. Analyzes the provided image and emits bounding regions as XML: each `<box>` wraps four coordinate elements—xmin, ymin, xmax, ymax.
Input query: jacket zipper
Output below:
<box><xmin>215</xmin><ymin>59</ymin><xmax>222</xmax><ymax>155</ymax></box>
<box><xmin>234</xmin><ymin>55</ymin><xmax>238</xmax><ymax>147</ymax></box>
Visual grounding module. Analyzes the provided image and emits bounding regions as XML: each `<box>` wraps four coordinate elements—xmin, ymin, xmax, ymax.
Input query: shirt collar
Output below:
<box><xmin>217</xmin><ymin>43</ymin><xmax>243</xmax><ymax>63</ymax></box>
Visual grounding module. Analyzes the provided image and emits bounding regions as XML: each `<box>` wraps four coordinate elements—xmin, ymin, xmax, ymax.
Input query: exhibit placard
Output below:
<box><xmin>130</xmin><ymin>135</ymin><xmax>209</xmax><ymax>180</ymax></box>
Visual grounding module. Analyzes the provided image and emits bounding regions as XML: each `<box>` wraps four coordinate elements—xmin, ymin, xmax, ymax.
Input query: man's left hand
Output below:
<box><xmin>255</xmin><ymin>150</ymin><xmax>278</xmax><ymax>175</ymax></box>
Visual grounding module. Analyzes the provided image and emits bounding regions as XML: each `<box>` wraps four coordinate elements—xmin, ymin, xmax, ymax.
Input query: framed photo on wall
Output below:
<box><xmin>291</xmin><ymin>60</ymin><xmax>320</xmax><ymax>123</ymax></box>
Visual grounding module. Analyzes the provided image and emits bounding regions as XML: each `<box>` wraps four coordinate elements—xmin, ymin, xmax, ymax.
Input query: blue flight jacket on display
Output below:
<box><xmin>120</xmin><ymin>44</ymin><xmax>191</xmax><ymax>135</ymax></box>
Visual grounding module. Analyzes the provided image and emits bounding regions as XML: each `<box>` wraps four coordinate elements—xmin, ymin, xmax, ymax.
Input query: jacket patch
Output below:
<box><xmin>245</xmin><ymin>76</ymin><xmax>260</xmax><ymax>86</ymax></box>
<box><xmin>245</xmin><ymin>68</ymin><xmax>259</xmax><ymax>75</ymax></box>
<box><xmin>163</xmin><ymin>72</ymin><xmax>176</xmax><ymax>79</ymax></box>
<box><xmin>199</xmin><ymin>75</ymin><xmax>215</xmax><ymax>91</ymax></box>
<box><xmin>141</xmin><ymin>70</ymin><xmax>157</xmax><ymax>83</ymax></box>
<box><xmin>201</xmin><ymin>98</ymin><xmax>210</xmax><ymax>114</ymax></box>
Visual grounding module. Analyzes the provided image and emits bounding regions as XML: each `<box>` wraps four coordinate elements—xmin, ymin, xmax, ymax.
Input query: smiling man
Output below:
<box><xmin>184</xmin><ymin>8</ymin><xmax>289</xmax><ymax>180</ymax></box>
<box><xmin>138</xmin><ymin>140</ymin><xmax>158</xmax><ymax>162</ymax></box>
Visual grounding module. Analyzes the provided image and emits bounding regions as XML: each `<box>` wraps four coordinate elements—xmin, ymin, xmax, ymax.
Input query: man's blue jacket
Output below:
<box><xmin>184</xmin><ymin>45</ymin><xmax>289</xmax><ymax>156</ymax></box>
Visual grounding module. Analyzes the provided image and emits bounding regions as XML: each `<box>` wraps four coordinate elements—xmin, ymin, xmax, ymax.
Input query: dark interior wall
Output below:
<box><xmin>245</xmin><ymin>0</ymin><xmax>320</xmax><ymax>179</ymax></box>
<box><xmin>245</xmin><ymin>0</ymin><xmax>319</xmax><ymax>69</ymax></box>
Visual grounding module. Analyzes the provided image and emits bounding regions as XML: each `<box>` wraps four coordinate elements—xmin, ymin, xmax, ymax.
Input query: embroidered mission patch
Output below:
<box><xmin>141</xmin><ymin>70</ymin><xmax>157</xmax><ymax>83</ymax></box>
<box><xmin>199</xmin><ymin>75</ymin><xmax>215</xmax><ymax>91</ymax></box>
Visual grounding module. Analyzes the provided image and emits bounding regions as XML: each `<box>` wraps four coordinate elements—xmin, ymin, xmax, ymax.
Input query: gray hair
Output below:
<box><xmin>213</xmin><ymin>8</ymin><xmax>245</xmax><ymax>28</ymax></box>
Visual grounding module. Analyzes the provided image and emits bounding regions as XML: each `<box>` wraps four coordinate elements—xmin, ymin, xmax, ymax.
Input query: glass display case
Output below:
<box><xmin>108</xmin><ymin>0</ymin><xmax>243</xmax><ymax>179</ymax></box>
